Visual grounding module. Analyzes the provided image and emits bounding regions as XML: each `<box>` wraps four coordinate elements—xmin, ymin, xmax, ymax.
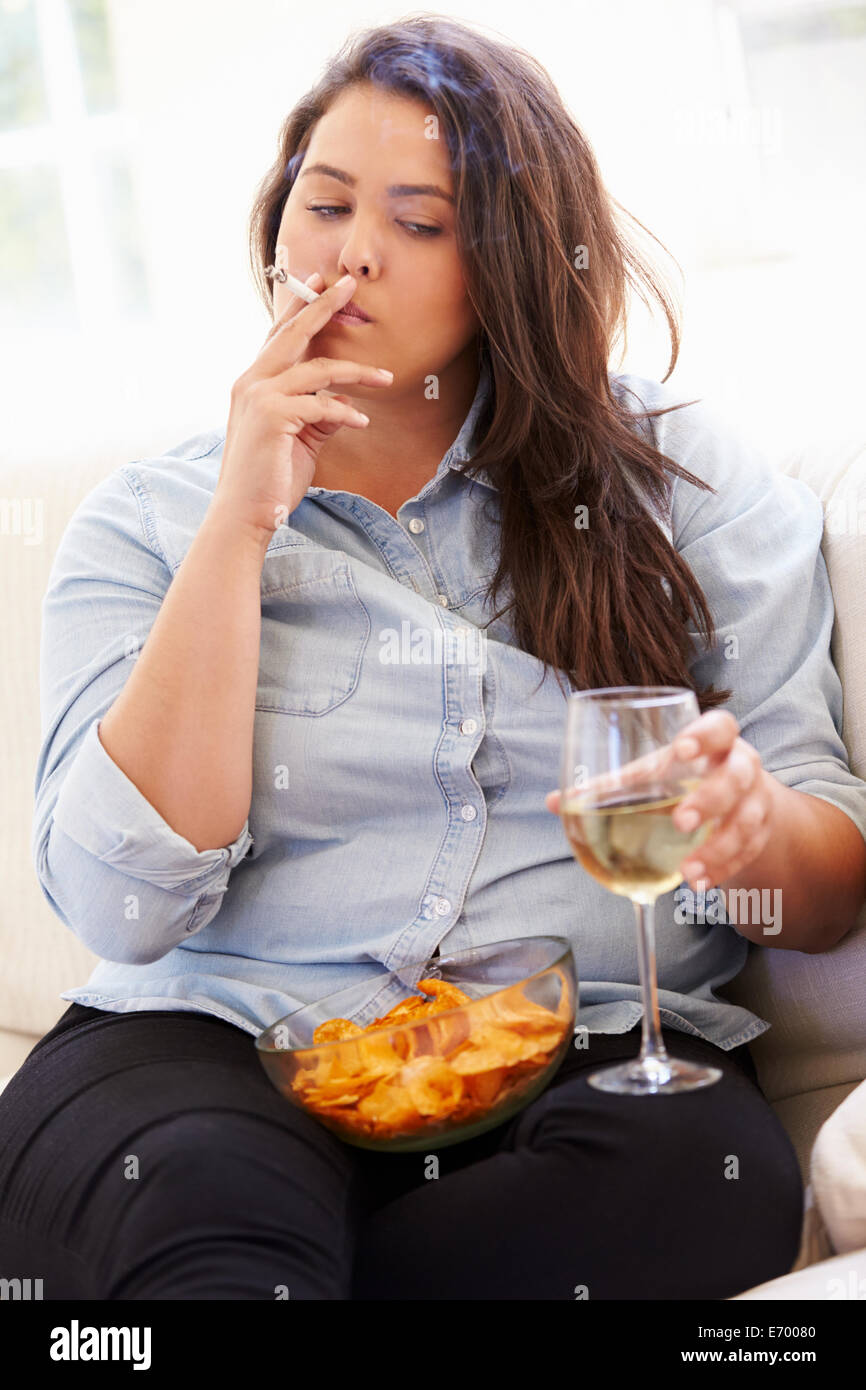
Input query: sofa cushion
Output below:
<box><xmin>719</xmin><ymin>440</ymin><xmax>866</xmax><ymax>1104</ymax></box>
<box><xmin>811</xmin><ymin>1075</ymin><xmax>866</xmax><ymax>1255</ymax></box>
<box><xmin>0</xmin><ymin>454</ymin><xmax>109</xmax><ymax>1040</ymax></box>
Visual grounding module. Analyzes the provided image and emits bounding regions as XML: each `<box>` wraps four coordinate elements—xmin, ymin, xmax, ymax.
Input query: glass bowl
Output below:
<box><xmin>255</xmin><ymin>935</ymin><xmax>577</xmax><ymax>1152</ymax></box>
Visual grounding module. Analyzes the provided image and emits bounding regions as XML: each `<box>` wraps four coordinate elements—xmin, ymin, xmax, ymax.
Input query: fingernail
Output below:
<box><xmin>377</xmin><ymin>368</ymin><xmax>394</xmax><ymax>379</ymax></box>
<box><xmin>676</xmin><ymin>737</ymin><xmax>700</xmax><ymax>759</ymax></box>
<box><xmin>305</xmin><ymin>271</ymin><xmax>320</xmax><ymax>285</ymax></box>
<box><xmin>336</xmin><ymin>273</ymin><xmax>355</xmax><ymax>288</ymax></box>
<box><xmin>677</xmin><ymin>808</ymin><xmax>701</xmax><ymax>832</ymax></box>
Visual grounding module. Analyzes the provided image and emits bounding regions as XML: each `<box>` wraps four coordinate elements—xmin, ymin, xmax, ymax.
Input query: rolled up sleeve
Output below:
<box><xmin>32</xmin><ymin>467</ymin><xmax>253</xmax><ymax>965</ymax></box>
<box><xmin>657</xmin><ymin>391</ymin><xmax>866</xmax><ymax>846</ymax></box>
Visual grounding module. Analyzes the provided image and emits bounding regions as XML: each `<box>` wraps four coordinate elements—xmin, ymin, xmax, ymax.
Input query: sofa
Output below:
<box><xmin>2</xmin><ymin>431</ymin><xmax>865</xmax><ymax>1299</ymax></box>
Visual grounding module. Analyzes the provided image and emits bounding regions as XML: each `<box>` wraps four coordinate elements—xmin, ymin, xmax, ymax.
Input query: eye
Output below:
<box><xmin>306</xmin><ymin>206</ymin><xmax>441</xmax><ymax>237</ymax></box>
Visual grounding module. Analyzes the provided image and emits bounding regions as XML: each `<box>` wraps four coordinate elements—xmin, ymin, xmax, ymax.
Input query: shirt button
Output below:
<box><xmin>434</xmin><ymin>897</ymin><xmax>451</xmax><ymax>916</ymax></box>
<box><xmin>408</xmin><ymin>517</ymin><xmax>425</xmax><ymax>534</ymax></box>
<box><xmin>461</xmin><ymin>804</ymin><xmax>477</xmax><ymax>821</ymax></box>
<box><xmin>436</xmin><ymin>594</ymin><xmax>449</xmax><ymax>607</ymax></box>
<box><xmin>459</xmin><ymin>718</ymin><xmax>478</xmax><ymax>736</ymax></box>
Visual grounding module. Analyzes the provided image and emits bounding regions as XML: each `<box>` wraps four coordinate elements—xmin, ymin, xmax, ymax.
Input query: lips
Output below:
<box><xmin>338</xmin><ymin>300</ymin><xmax>372</xmax><ymax>322</ymax></box>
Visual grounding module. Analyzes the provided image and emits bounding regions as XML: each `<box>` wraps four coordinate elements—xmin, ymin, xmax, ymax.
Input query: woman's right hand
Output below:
<box><xmin>212</xmin><ymin>271</ymin><xmax>394</xmax><ymax>542</ymax></box>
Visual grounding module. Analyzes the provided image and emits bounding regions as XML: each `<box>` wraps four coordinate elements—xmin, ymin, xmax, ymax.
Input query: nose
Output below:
<box><xmin>338</xmin><ymin>257</ymin><xmax>377</xmax><ymax>283</ymax></box>
<box><xmin>335</xmin><ymin>213</ymin><xmax>381</xmax><ymax>283</ymax></box>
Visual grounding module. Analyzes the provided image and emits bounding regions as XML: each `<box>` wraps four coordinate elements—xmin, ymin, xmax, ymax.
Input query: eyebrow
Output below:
<box><xmin>299</xmin><ymin>162</ymin><xmax>455</xmax><ymax>205</ymax></box>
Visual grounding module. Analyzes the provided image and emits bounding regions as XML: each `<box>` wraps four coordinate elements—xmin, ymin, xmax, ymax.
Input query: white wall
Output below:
<box><xmin>1</xmin><ymin>0</ymin><xmax>863</xmax><ymax>469</ymax></box>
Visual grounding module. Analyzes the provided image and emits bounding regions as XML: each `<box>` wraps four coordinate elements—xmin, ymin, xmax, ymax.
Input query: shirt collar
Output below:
<box><xmin>439</xmin><ymin>354</ymin><xmax>497</xmax><ymax>493</ymax></box>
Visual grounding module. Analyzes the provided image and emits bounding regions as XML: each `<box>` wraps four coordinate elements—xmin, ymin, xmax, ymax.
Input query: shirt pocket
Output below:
<box><xmin>257</xmin><ymin>546</ymin><xmax>371</xmax><ymax>715</ymax></box>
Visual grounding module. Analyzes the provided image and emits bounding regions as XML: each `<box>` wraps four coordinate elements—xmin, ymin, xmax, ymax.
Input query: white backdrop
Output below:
<box><xmin>1</xmin><ymin>0</ymin><xmax>863</xmax><ymax>470</ymax></box>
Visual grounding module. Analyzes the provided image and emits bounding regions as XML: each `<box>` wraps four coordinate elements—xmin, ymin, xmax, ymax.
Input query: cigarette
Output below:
<box><xmin>282</xmin><ymin>270</ymin><xmax>320</xmax><ymax>303</ymax></box>
<box><xmin>264</xmin><ymin>246</ymin><xmax>321</xmax><ymax>302</ymax></box>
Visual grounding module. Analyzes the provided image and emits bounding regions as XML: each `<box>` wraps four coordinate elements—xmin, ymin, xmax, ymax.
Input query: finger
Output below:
<box><xmin>558</xmin><ymin>712</ymin><xmax>739</xmax><ymax>809</ymax></box>
<box><xmin>260</xmin><ymin>273</ymin><xmax>358</xmax><ymax>370</ymax></box>
<box><xmin>672</xmin><ymin>709</ymin><xmax>740</xmax><ymax>762</ymax></box>
<box><xmin>595</xmin><ymin>743</ymin><xmax>677</xmax><ymax>793</ymax></box>
<box><xmin>261</xmin><ymin>270</ymin><xmax>324</xmax><ymax>349</ymax></box>
<box><xmin>297</xmin><ymin>393</ymin><xmax>370</xmax><ymax>443</ymax></box>
<box><xmin>560</xmin><ymin>743</ymin><xmax>679</xmax><ymax>806</ymax></box>
<box><xmin>270</xmin><ymin>356</ymin><xmax>395</xmax><ymax>396</ymax></box>
<box><xmin>268</xmin><ymin>392</ymin><xmax>371</xmax><ymax>433</ymax></box>
<box><xmin>322</xmin><ymin>392</ymin><xmax>368</xmax><ymax>424</ymax></box>
<box><xmin>680</xmin><ymin>790</ymin><xmax>771</xmax><ymax>887</ymax></box>
<box><xmin>673</xmin><ymin>739</ymin><xmax>760</xmax><ymax>831</ymax></box>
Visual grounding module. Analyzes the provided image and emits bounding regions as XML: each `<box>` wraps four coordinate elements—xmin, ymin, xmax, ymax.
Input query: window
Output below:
<box><xmin>631</xmin><ymin>0</ymin><xmax>866</xmax><ymax>454</ymax></box>
<box><xmin>3</xmin><ymin>1</ymin><xmax>862</xmax><ymax>466</ymax></box>
<box><xmin>0</xmin><ymin>0</ymin><xmax>147</xmax><ymax>340</ymax></box>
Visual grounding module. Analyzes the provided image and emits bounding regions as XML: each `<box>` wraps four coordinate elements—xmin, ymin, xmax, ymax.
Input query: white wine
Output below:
<box><xmin>561</xmin><ymin>781</ymin><xmax>711</xmax><ymax>902</ymax></box>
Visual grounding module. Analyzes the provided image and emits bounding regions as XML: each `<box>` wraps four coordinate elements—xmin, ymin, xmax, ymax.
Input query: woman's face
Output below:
<box><xmin>273</xmin><ymin>83</ymin><xmax>480</xmax><ymax>389</ymax></box>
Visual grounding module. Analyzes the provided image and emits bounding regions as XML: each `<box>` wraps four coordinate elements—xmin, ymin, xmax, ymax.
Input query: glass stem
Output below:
<box><xmin>633</xmin><ymin>898</ymin><xmax>669</xmax><ymax>1065</ymax></box>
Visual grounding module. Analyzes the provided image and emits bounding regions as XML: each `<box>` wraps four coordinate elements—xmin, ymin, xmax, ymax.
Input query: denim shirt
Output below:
<box><xmin>33</xmin><ymin>358</ymin><xmax>866</xmax><ymax>1049</ymax></box>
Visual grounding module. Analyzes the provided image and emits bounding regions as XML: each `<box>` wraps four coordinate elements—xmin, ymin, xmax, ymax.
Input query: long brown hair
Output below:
<box><xmin>248</xmin><ymin>14</ymin><xmax>732</xmax><ymax>712</ymax></box>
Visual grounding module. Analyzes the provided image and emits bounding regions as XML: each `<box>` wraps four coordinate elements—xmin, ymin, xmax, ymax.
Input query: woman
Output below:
<box><xmin>2</xmin><ymin>16</ymin><xmax>864</xmax><ymax>1301</ymax></box>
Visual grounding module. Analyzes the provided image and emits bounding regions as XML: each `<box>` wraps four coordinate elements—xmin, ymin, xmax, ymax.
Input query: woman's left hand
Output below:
<box><xmin>544</xmin><ymin>710</ymin><xmax>775</xmax><ymax>893</ymax></box>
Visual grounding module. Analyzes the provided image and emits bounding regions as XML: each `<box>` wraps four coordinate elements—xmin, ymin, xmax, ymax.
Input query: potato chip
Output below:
<box><xmin>308</xmin><ymin>1089</ymin><xmax>365</xmax><ymax>1107</ymax></box>
<box><xmin>356</xmin><ymin>1077</ymin><xmax>422</xmax><ymax>1131</ymax></box>
<box><xmin>399</xmin><ymin>1055</ymin><xmax>465</xmax><ymax>1117</ymax></box>
<box><xmin>312</xmin><ymin>1017</ymin><xmax>364</xmax><ymax>1045</ymax></box>
<box><xmin>516</xmin><ymin>1027</ymin><xmax>570</xmax><ymax>1059</ymax></box>
<box><xmin>290</xmin><ymin>973</ymin><xmax>573</xmax><ymax>1141</ymax></box>
<box><xmin>420</xmin><ymin>1010</ymin><xmax>471</xmax><ymax>1057</ymax></box>
<box><xmin>370</xmin><ymin>996</ymin><xmax>428</xmax><ymax>1026</ymax></box>
<box><xmin>290</xmin><ymin>1047</ymin><xmax>342</xmax><ymax>1090</ymax></box>
<box><xmin>477</xmin><ymin>990</ymin><xmax>562</xmax><ymax>1033</ymax></box>
<box><xmin>464</xmin><ymin>1066</ymin><xmax>508</xmax><ymax>1107</ymax></box>
<box><xmin>354</xmin><ymin>1030</ymin><xmax>406</xmax><ymax>1077</ymax></box>
<box><xmin>294</xmin><ymin>1066</ymin><xmax>376</xmax><ymax>1104</ymax></box>
<box><xmin>450</xmin><ymin>1034</ymin><xmax>526</xmax><ymax>1074</ymax></box>
<box><xmin>417</xmin><ymin>978</ymin><xmax>473</xmax><ymax>1009</ymax></box>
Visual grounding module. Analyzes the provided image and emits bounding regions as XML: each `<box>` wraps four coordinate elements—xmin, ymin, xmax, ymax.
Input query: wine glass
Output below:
<box><xmin>560</xmin><ymin>685</ymin><xmax>722</xmax><ymax>1095</ymax></box>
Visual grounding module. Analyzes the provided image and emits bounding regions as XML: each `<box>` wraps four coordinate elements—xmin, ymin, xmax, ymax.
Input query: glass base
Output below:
<box><xmin>587</xmin><ymin>1053</ymin><xmax>722</xmax><ymax>1095</ymax></box>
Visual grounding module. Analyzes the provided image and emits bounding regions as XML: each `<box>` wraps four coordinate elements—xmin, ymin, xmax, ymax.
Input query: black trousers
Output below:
<box><xmin>0</xmin><ymin>1003</ymin><xmax>803</xmax><ymax>1300</ymax></box>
